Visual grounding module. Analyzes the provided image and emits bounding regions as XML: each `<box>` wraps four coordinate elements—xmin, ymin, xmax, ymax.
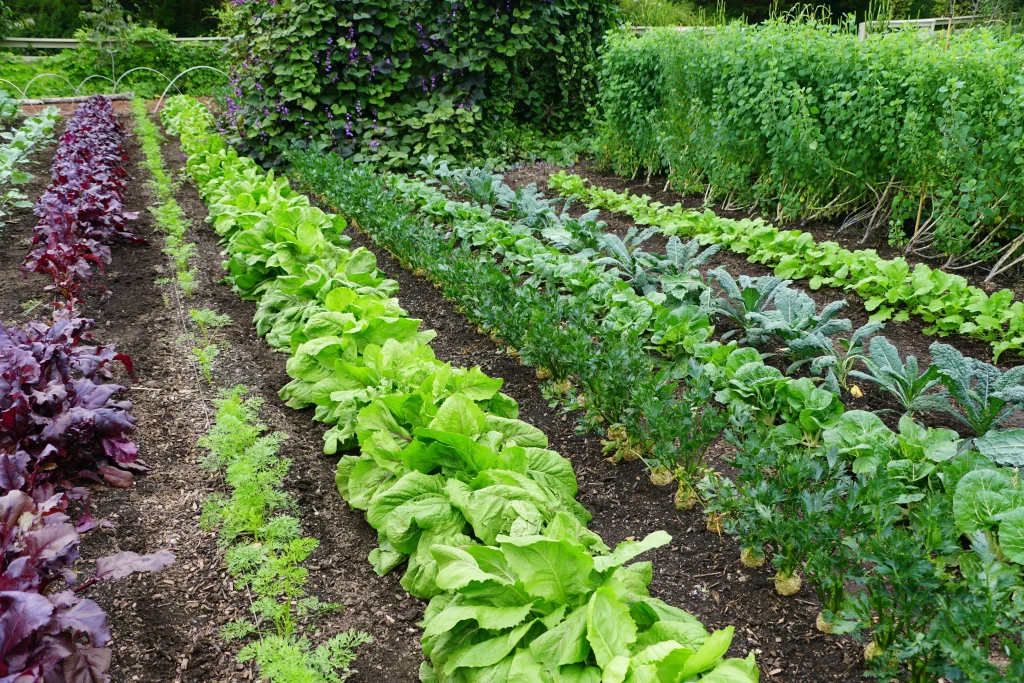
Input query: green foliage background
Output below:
<box><xmin>220</xmin><ymin>0</ymin><xmax>618</xmax><ymax>167</ymax></box>
<box><xmin>593</xmin><ymin>19</ymin><xmax>1024</xmax><ymax>263</ymax></box>
<box><xmin>0</xmin><ymin>26</ymin><xmax>226</xmax><ymax>97</ymax></box>
<box><xmin>4</xmin><ymin>0</ymin><xmax>220</xmax><ymax>38</ymax></box>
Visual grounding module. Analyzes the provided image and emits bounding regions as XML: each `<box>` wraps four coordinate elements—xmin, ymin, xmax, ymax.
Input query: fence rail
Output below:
<box><xmin>0</xmin><ymin>37</ymin><xmax>228</xmax><ymax>50</ymax></box>
<box><xmin>629</xmin><ymin>16</ymin><xmax>993</xmax><ymax>40</ymax></box>
<box><xmin>857</xmin><ymin>16</ymin><xmax>995</xmax><ymax>39</ymax></box>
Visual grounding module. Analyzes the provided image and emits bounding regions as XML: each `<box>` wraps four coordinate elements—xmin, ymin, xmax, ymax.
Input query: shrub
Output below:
<box><xmin>594</xmin><ymin>18</ymin><xmax>1024</xmax><ymax>270</ymax></box>
<box><xmin>218</xmin><ymin>0</ymin><xmax>618</xmax><ymax>166</ymax></box>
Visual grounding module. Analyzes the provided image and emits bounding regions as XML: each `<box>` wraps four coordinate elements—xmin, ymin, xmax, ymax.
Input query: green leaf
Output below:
<box><xmin>498</xmin><ymin>535</ymin><xmax>597</xmax><ymax>604</ymax></box>
<box><xmin>635</xmin><ymin>620</ymin><xmax>707</xmax><ymax>651</ymax></box>
<box><xmin>975</xmin><ymin>429</ymin><xmax>1024</xmax><ymax>467</ymax></box>
<box><xmin>422</xmin><ymin>598</ymin><xmax>533</xmax><ymax>638</ymax></box>
<box><xmin>953</xmin><ymin>469</ymin><xmax>1014</xmax><ymax>533</ymax></box>
<box><xmin>484</xmin><ymin>415</ymin><xmax>549</xmax><ymax>448</ymax></box>
<box><xmin>593</xmin><ymin>531</ymin><xmax>671</xmax><ymax>573</ymax></box>
<box><xmin>366</xmin><ymin>471</ymin><xmax>444</xmax><ymax>529</ymax></box>
<box><xmin>430</xmin><ymin>393</ymin><xmax>487</xmax><ymax>436</ymax></box>
<box><xmin>586</xmin><ymin>587</ymin><xmax>637</xmax><ymax>668</ymax></box>
<box><xmin>442</xmin><ymin>619</ymin><xmax>536</xmax><ymax>676</ymax></box>
<box><xmin>678</xmin><ymin>627</ymin><xmax>734</xmax><ymax>678</ymax></box>
<box><xmin>508</xmin><ymin>649</ymin><xmax>549</xmax><ymax>682</ymax></box>
<box><xmin>432</xmin><ymin>545</ymin><xmax>507</xmax><ymax>590</ymax></box>
<box><xmin>996</xmin><ymin>508</ymin><xmax>1024</xmax><ymax>564</ymax></box>
<box><xmin>530</xmin><ymin>604</ymin><xmax>590</xmax><ymax>670</ymax></box>
<box><xmin>694</xmin><ymin>655</ymin><xmax>761</xmax><ymax>683</ymax></box>
<box><xmin>600</xmin><ymin>656</ymin><xmax>631</xmax><ymax>683</ymax></box>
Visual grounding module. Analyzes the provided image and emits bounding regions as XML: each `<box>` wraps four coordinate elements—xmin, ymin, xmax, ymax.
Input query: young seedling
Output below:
<box><xmin>190</xmin><ymin>308</ymin><xmax>233</xmax><ymax>344</ymax></box>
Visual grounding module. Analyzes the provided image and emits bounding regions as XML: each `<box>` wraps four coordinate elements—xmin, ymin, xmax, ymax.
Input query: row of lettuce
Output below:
<box><xmin>2</xmin><ymin>97</ymin><xmax>173</xmax><ymax>683</ymax></box>
<box><xmin>0</xmin><ymin>105</ymin><xmax>59</xmax><ymax>222</ymax></box>
<box><xmin>130</xmin><ymin>92</ymin><xmax>379</xmax><ymax>682</ymax></box>
<box><xmin>278</xmin><ymin>151</ymin><xmax>1024</xmax><ymax>680</ymax></box>
<box><xmin>548</xmin><ymin>172</ymin><xmax>1024</xmax><ymax>363</ymax></box>
<box><xmin>593</xmin><ymin>20</ymin><xmax>1024</xmax><ymax>284</ymax></box>
<box><xmin>161</xmin><ymin>94</ymin><xmax>761</xmax><ymax>682</ymax></box>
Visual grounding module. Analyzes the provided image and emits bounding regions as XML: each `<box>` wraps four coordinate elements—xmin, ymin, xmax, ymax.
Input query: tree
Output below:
<box><xmin>79</xmin><ymin>0</ymin><xmax>132</xmax><ymax>80</ymax></box>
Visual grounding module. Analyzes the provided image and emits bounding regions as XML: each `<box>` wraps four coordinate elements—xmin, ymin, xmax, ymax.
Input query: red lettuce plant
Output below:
<box><xmin>0</xmin><ymin>489</ymin><xmax>174</xmax><ymax>683</ymax></box>
<box><xmin>0</xmin><ymin>317</ymin><xmax>140</xmax><ymax>495</ymax></box>
<box><xmin>22</xmin><ymin>96</ymin><xmax>141</xmax><ymax>311</ymax></box>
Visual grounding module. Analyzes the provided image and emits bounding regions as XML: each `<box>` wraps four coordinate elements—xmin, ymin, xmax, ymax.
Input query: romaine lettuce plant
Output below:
<box><xmin>419</xmin><ymin>532</ymin><xmax>758</xmax><ymax>682</ymax></box>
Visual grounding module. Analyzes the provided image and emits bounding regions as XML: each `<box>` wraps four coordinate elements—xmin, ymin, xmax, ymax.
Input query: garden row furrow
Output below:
<box><xmin>162</xmin><ymin>94</ymin><xmax>761</xmax><ymax>683</ymax></box>
<box><xmin>128</xmin><ymin>95</ymin><xmax>384</xmax><ymax>682</ymax></box>
<box><xmin>1</xmin><ymin>97</ymin><xmax>173</xmax><ymax>683</ymax></box>
<box><xmin>280</xmin><ymin>150</ymin><xmax>1024</xmax><ymax>680</ymax></box>
<box><xmin>549</xmin><ymin>172</ymin><xmax>1024</xmax><ymax>362</ymax></box>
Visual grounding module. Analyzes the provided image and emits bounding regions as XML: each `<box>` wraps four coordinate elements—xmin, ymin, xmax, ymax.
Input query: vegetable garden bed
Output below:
<box><xmin>5</xmin><ymin>93</ymin><xmax>1022</xmax><ymax>683</ymax></box>
<box><xmin>502</xmin><ymin>162</ymin><xmax>1024</xmax><ymax>429</ymax></box>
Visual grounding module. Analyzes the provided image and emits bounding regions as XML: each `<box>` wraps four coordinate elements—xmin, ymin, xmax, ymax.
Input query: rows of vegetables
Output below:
<box><xmin>592</xmin><ymin>22</ymin><xmax>1024</xmax><ymax>284</ymax></box>
<box><xmin>1</xmin><ymin>96</ymin><xmax>172</xmax><ymax>683</ymax></box>
<box><xmin>278</xmin><ymin>151</ymin><xmax>1024</xmax><ymax>681</ymax></box>
<box><xmin>548</xmin><ymin>173</ymin><xmax>1024</xmax><ymax>363</ymax></box>
<box><xmin>160</xmin><ymin>94</ymin><xmax>761</xmax><ymax>682</ymax></box>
